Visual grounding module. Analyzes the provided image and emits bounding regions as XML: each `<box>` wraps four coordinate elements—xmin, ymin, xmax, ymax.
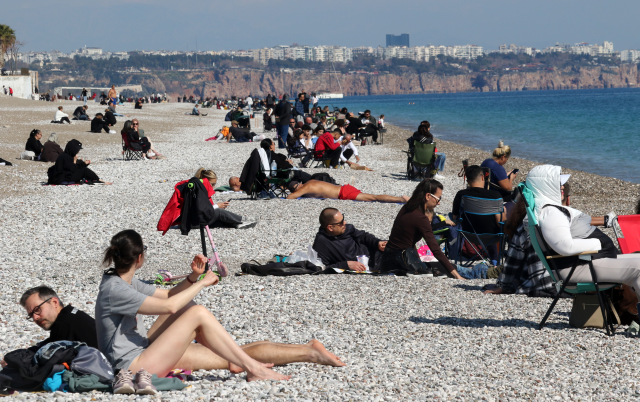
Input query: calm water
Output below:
<box><xmin>320</xmin><ymin>89</ymin><xmax>640</xmax><ymax>183</ymax></box>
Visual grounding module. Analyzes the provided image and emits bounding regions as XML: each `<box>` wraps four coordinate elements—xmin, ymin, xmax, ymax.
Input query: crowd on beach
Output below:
<box><xmin>3</xmin><ymin>85</ymin><xmax>640</xmax><ymax>396</ymax></box>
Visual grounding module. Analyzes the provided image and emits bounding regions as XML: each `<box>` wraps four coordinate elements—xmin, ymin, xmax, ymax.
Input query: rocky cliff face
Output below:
<box><xmin>184</xmin><ymin>65</ymin><xmax>638</xmax><ymax>98</ymax></box>
<box><xmin>41</xmin><ymin>65</ymin><xmax>640</xmax><ymax>98</ymax></box>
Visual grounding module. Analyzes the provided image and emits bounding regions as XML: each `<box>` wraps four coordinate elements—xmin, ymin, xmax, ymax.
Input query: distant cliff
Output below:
<box><xmin>41</xmin><ymin>65</ymin><xmax>639</xmax><ymax>98</ymax></box>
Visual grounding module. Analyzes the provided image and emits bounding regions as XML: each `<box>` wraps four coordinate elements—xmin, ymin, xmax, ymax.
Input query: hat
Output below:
<box><xmin>231</xmin><ymin>120</ymin><xmax>238</xmax><ymax>125</ymax></box>
<box><xmin>560</xmin><ymin>174</ymin><xmax>571</xmax><ymax>185</ymax></box>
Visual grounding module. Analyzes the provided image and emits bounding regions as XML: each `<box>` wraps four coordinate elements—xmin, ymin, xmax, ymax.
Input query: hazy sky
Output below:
<box><xmin>5</xmin><ymin>0</ymin><xmax>640</xmax><ymax>53</ymax></box>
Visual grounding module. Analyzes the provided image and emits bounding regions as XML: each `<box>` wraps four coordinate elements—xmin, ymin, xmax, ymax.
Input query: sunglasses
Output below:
<box><xmin>330</xmin><ymin>214</ymin><xmax>345</xmax><ymax>227</ymax></box>
<box><xmin>27</xmin><ymin>298</ymin><xmax>52</xmax><ymax>321</ymax></box>
<box><xmin>429</xmin><ymin>194</ymin><xmax>442</xmax><ymax>204</ymax></box>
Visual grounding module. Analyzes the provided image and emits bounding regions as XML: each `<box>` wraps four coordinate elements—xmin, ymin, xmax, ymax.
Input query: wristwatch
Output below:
<box><xmin>604</xmin><ymin>215</ymin><xmax>609</xmax><ymax>227</ymax></box>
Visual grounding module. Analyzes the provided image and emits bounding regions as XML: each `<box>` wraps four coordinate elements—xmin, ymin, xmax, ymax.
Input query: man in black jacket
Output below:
<box><xmin>312</xmin><ymin>208</ymin><xmax>387</xmax><ymax>272</ymax></box>
<box><xmin>90</xmin><ymin>113</ymin><xmax>110</xmax><ymax>133</ymax></box>
<box><xmin>274</xmin><ymin>95</ymin><xmax>292</xmax><ymax>148</ymax></box>
<box><xmin>73</xmin><ymin>105</ymin><xmax>89</xmax><ymax>120</ymax></box>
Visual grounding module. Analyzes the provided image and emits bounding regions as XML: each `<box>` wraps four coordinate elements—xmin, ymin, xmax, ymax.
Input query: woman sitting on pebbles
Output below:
<box><xmin>41</xmin><ymin>133</ymin><xmax>64</xmax><ymax>163</ymax></box>
<box><xmin>47</xmin><ymin>139</ymin><xmax>112</xmax><ymax>185</ymax></box>
<box><xmin>381</xmin><ymin>179</ymin><xmax>464</xmax><ymax>279</ymax></box>
<box><xmin>24</xmin><ymin>129</ymin><xmax>44</xmax><ymax>160</ymax></box>
<box><xmin>98</xmin><ymin>230</ymin><xmax>344</xmax><ymax>393</ymax></box>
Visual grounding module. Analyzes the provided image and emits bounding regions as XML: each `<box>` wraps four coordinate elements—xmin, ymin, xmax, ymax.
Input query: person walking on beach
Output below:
<box><xmin>9</xmin><ymin>87</ymin><xmax>13</xmax><ymax>96</ymax></box>
<box><xmin>275</xmin><ymin>95</ymin><xmax>292</xmax><ymax>148</ymax></box>
<box><xmin>82</xmin><ymin>88</ymin><xmax>88</xmax><ymax>105</ymax></box>
<box><xmin>108</xmin><ymin>85</ymin><xmax>117</xmax><ymax>106</ymax></box>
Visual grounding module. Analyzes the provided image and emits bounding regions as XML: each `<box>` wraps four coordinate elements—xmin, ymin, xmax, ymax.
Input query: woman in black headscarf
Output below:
<box><xmin>47</xmin><ymin>139</ymin><xmax>112</xmax><ymax>185</ymax></box>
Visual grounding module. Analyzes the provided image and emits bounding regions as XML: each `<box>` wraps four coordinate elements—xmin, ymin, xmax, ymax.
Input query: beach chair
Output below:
<box><xmin>309</xmin><ymin>149</ymin><xmax>328</xmax><ymax>168</ymax></box>
<box><xmin>455</xmin><ymin>195</ymin><xmax>506</xmax><ymax>266</ymax></box>
<box><xmin>121</xmin><ymin>133</ymin><xmax>144</xmax><ymax>161</ymax></box>
<box><xmin>612</xmin><ymin>215</ymin><xmax>640</xmax><ymax>254</ymax></box>
<box><xmin>249</xmin><ymin>168</ymin><xmax>293</xmax><ymax>200</ymax></box>
<box><xmin>518</xmin><ymin>183</ymin><xmax>620</xmax><ymax>335</ymax></box>
<box><xmin>405</xmin><ymin>142</ymin><xmax>436</xmax><ymax>180</ymax></box>
<box><xmin>286</xmin><ymin>143</ymin><xmax>312</xmax><ymax>167</ymax></box>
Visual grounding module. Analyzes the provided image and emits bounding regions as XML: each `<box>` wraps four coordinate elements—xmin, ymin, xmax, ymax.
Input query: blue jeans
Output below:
<box><xmin>78</xmin><ymin>115</ymin><xmax>89</xmax><ymax>120</ymax></box>
<box><xmin>434</xmin><ymin>152</ymin><xmax>446</xmax><ymax>172</ymax></box>
<box><xmin>83</xmin><ymin>96</ymin><xmax>87</xmax><ymax>105</ymax></box>
<box><xmin>276</xmin><ymin>124</ymin><xmax>289</xmax><ymax>149</ymax></box>
<box><xmin>456</xmin><ymin>263</ymin><xmax>489</xmax><ymax>279</ymax></box>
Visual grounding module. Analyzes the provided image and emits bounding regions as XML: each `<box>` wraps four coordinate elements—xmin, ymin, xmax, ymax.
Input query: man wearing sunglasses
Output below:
<box><xmin>312</xmin><ymin>208</ymin><xmax>387</xmax><ymax>272</ymax></box>
<box><xmin>1</xmin><ymin>286</ymin><xmax>98</xmax><ymax>366</ymax></box>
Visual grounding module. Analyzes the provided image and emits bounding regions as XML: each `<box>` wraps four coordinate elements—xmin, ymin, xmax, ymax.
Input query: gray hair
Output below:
<box><xmin>20</xmin><ymin>286</ymin><xmax>64</xmax><ymax>308</ymax></box>
<box><xmin>47</xmin><ymin>133</ymin><xmax>58</xmax><ymax>143</ymax></box>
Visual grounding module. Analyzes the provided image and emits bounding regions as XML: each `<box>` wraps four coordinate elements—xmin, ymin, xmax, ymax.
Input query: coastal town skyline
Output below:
<box><xmin>3</xmin><ymin>0</ymin><xmax>640</xmax><ymax>53</ymax></box>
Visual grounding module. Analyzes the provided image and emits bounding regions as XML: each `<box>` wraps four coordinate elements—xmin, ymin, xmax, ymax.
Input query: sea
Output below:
<box><xmin>323</xmin><ymin>88</ymin><xmax>640</xmax><ymax>183</ymax></box>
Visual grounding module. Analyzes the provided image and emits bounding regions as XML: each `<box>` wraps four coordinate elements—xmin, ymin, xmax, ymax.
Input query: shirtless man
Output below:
<box><xmin>108</xmin><ymin>85</ymin><xmax>117</xmax><ymax>106</ymax></box>
<box><xmin>287</xmin><ymin>180</ymin><xmax>408</xmax><ymax>203</ymax></box>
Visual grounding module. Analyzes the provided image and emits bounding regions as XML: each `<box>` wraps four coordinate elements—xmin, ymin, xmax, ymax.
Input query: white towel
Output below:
<box><xmin>258</xmin><ymin>148</ymin><xmax>271</xmax><ymax>178</ymax></box>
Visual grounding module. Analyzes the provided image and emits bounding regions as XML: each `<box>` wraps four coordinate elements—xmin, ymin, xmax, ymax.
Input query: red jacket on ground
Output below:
<box><xmin>157</xmin><ymin>179</ymin><xmax>215</xmax><ymax>235</ymax></box>
<box><xmin>314</xmin><ymin>132</ymin><xmax>340</xmax><ymax>152</ymax></box>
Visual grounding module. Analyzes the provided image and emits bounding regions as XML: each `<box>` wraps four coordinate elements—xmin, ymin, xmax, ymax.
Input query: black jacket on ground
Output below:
<box><xmin>275</xmin><ymin>100</ymin><xmax>291</xmax><ymax>126</ymax></box>
<box><xmin>25</xmin><ymin>137</ymin><xmax>44</xmax><ymax>156</ymax></box>
<box><xmin>47</xmin><ymin>139</ymin><xmax>85</xmax><ymax>184</ymax></box>
<box><xmin>312</xmin><ymin>224</ymin><xmax>382</xmax><ymax>270</ymax></box>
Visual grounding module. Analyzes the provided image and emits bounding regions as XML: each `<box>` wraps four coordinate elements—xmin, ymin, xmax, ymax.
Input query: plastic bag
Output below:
<box><xmin>285</xmin><ymin>245</ymin><xmax>324</xmax><ymax>267</ymax></box>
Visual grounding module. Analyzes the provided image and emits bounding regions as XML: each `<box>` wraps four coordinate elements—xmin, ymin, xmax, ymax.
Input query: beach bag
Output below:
<box><xmin>309</xmin><ymin>172</ymin><xmax>337</xmax><ymax>185</ymax></box>
<box><xmin>240</xmin><ymin>260</ymin><xmax>324</xmax><ymax>276</ymax></box>
<box><xmin>70</xmin><ymin>346</ymin><xmax>114</xmax><ymax>382</ymax></box>
<box><xmin>569</xmin><ymin>294</ymin><xmax>620</xmax><ymax>329</ymax></box>
<box><xmin>221</xmin><ymin>126</ymin><xmax>230</xmax><ymax>137</ymax></box>
<box><xmin>20</xmin><ymin>151</ymin><xmax>35</xmax><ymax>160</ymax></box>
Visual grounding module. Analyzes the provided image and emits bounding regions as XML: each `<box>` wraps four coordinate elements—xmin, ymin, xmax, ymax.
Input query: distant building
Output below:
<box><xmin>386</xmin><ymin>34</ymin><xmax>410</xmax><ymax>48</ymax></box>
<box><xmin>621</xmin><ymin>49</ymin><xmax>640</xmax><ymax>63</ymax></box>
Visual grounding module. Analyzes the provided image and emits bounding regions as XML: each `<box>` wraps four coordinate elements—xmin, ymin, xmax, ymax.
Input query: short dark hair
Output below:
<box><xmin>20</xmin><ymin>286</ymin><xmax>63</xmax><ymax>308</ymax></box>
<box><xmin>260</xmin><ymin>138</ymin><xmax>273</xmax><ymax>151</ymax></box>
<box><xmin>465</xmin><ymin>165</ymin><xmax>484</xmax><ymax>183</ymax></box>
<box><xmin>319</xmin><ymin>207</ymin><xmax>340</xmax><ymax>229</ymax></box>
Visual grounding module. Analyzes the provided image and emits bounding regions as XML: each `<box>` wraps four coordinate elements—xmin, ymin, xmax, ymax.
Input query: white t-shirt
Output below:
<box><xmin>246</xmin><ymin>97</ymin><xmax>253</xmax><ymax>106</ymax></box>
<box><xmin>336</xmin><ymin>136</ymin><xmax>358</xmax><ymax>162</ymax></box>
<box><xmin>378</xmin><ymin>118</ymin><xmax>384</xmax><ymax>128</ymax></box>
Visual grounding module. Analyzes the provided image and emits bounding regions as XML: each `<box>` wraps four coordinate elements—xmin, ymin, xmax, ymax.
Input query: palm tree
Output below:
<box><xmin>0</xmin><ymin>25</ymin><xmax>16</xmax><ymax>68</ymax></box>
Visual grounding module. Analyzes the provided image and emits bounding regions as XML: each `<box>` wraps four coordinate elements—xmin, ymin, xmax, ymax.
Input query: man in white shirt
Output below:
<box><xmin>338</xmin><ymin>134</ymin><xmax>359</xmax><ymax>166</ymax></box>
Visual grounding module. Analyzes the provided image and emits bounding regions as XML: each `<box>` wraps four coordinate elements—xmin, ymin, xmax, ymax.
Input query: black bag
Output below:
<box><xmin>402</xmin><ymin>247</ymin><xmax>427</xmax><ymax>273</ymax></box>
<box><xmin>240</xmin><ymin>261</ymin><xmax>324</xmax><ymax>276</ymax></box>
<box><xmin>310</xmin><ymin>172</ymin><xmax>337</xmax><ymax>185</ymax></box>
<box><xmin>179</xmin><ymin>178</ymin><xmax>216</xmax><ymax>235</ymax></box>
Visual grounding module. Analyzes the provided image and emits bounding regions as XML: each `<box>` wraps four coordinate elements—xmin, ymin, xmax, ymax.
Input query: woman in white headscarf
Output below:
<box><xmin>526</xmin><ymin>165</ymin><xmax>640</xmax><ymax>301</ymax></box>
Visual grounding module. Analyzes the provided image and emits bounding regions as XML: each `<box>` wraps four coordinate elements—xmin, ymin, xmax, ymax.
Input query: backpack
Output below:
<box><xmin>309</xmin><ymin>172</ymin><xmax>337</xmax><ymax>185</ymax></box>
<box><xmin>179</xmin><ymin>178</ymin><xmax>215</xmax><ymax>235</ymax></box>
<box><xmin>70</xmin><ymin>346</ymin><xmax>114</xmax><ymax>382</ymax></box>
<box><xmin>240</xmin><ymin>260</ymin><xmax>325</xmax><ymax>276</ymax></box>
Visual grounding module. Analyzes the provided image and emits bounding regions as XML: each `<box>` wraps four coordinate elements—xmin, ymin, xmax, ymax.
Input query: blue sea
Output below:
<box><xmin>322</xmin><ymin>88</ymin><xmax>640</xmax><ymax>183</ymax></box>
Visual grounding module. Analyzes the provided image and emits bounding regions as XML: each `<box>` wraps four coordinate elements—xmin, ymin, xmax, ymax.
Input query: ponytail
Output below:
<box><xmin>29</xmin><ymin>129</ymin><xmax>40</xmax><ymax>138</ymax></box>
<box><xmin>194</xmin><ymin>168</ymin><xmax>217</xmax><ymax>181</ymax></box>
<box><xmin>102</xmin><ymin>229</ymin><xmax>144</xmax><ymax>275</ymax></box>
<box><xmin>492</xmin><ymin>140</ymin><xmax>511</xmax><ymax>159</ymax></box>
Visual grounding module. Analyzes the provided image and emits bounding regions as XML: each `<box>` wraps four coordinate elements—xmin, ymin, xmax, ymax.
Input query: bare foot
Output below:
<box><xmin>101</xmin><ymin>182</ymin><xmax>113</xmax><ymax>185</ymax></box>
<box><xmin>246</xmin><ymin>365</ymin><xmax>291</xmax><ymax>382</ymax></box>
<box><xmin>307</xmin><ymin>339</ymin><xmax>346</xmax><ymax>367</ymax></box>
<box><xmin>401</xmin><ymin>195</ymin><xmax>409</xmax><ymax>203</ymax></box>
<box><xmin>229</xmin><ymin>361</ymin><xmax>273</xmax><ymax>374</ymax></box>
<box><xmin>365</xmin><ymin>167</ymin><xmax>374</xmax><ymax>171</ymax></box>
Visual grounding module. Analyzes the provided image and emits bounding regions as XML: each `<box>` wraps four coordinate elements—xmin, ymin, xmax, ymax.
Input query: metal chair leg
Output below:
<box><xmin>539</xmin><ymin>262</ymin><xmax>577</xmax><ymax>330</ymax></box>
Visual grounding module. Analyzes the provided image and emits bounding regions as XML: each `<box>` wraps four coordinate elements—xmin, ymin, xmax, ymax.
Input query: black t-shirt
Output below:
<box><xmin>452</xmin><ymin>187</ymin><xmax>504</xmax><ymax>233</ymax></box>
<box><xmin>34</xmin><ymin>305</ymin><xmax>98</xmax><ymax>350</ymax></box>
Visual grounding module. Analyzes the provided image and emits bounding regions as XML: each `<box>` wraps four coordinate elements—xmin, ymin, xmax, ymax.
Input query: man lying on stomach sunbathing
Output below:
<box><xmin>286</xmin><ymin>180</ymin><xmax>408</xmax><ymax>203</ymax></box>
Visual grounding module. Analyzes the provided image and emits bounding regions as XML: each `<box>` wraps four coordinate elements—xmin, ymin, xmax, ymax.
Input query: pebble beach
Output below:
<box><xmin>1</xmin><ymin>95</ymin><xmax>640</xmax><ymax>401</ymax></box>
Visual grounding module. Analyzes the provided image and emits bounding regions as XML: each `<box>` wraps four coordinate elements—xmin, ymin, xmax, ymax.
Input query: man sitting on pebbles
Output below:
<box><xmin>313</xmin><ymin>208</ymin><xmax>386</xmax><ymax>272</ymax></box>
<box><xmin>286</xmin><ymin>180</ymin><xmax>408</xmax><ymax>203</ymax></box>
<box><xmin>1</xmin><ymin>286</ymin><xmax>98</xmax><ymax>367</ymax></box>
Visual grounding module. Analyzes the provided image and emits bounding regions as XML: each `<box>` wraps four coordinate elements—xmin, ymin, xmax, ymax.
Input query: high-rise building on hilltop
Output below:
<box><xmin>386</xmin><ymin>34</ymin><xmax>409</xmax><ymax>48</ymax></box>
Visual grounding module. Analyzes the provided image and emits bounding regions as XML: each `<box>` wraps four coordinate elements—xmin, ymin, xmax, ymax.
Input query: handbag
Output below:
<box><xmin>401</xmin><ymin>247</ymin><xmax>427</xmax><ymax>273</ymax></box>
<box><xmin>569</xmin><ymin>293</ymin><xmax>621</xmax><ymax>329</ymax></box>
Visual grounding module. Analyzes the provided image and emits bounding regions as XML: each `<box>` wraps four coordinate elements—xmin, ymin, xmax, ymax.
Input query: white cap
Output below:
<box><xmin>560</xmin><ymin>174</ymin><xmax>571</xmax><ymax>185</ymax></box>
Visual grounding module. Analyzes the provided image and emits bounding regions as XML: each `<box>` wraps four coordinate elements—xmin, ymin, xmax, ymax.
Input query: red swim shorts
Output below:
<box><xmin>338</xmin><ymin>184</ymin><xmax>362</xmax><ymax>201</ymax></box>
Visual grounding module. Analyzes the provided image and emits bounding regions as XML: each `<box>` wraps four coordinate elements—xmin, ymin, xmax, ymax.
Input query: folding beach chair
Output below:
<box><xmin>518</xmin><ymin>183</ymin><xmax>620</xmax><ymax>335</ymax></box>
<box><xmin>249</xmin><ymin>168</ymin><xmax>293</xmax><ymax>200</ymax></box>
<box><xmin>455</xmin><ymin>195</ymin><xmax>506</xmax><ymax>266</ymax></box>
<box><xmin>286</xmin><ymin>143</ymin><xmax>312</xmax><ymax>167</ymax></box>
<box><xmin>310</xmin><ymin>149</ymin><xmax>328</xmax><ymax>168</ymax></box>
<box><xmin>121</xmin><ymin>133</ymin><xmax>144</xmax><ymax>161</ymax></box>
<box><xmin>612</xmin><ymin>215</ymin><xmax>640</xmax><ymax>254</ymax></box>
<box><xmin>404</xmin><ymin>142</ymin><xmax>436</xmax><ymax>180</ymax></box>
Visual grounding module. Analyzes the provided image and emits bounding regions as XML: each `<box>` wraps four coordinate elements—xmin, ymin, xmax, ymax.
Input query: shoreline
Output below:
<box><xmin>383</xmin><ymin>123</ymin><xmax>640</xmax><ymax>220</ymax></box>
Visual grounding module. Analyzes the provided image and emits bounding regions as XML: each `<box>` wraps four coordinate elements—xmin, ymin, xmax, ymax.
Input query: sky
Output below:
<box><xmin>5</xmin><ymin>0</ymin><xmax>640</xmax><ymax>53</ymax></box>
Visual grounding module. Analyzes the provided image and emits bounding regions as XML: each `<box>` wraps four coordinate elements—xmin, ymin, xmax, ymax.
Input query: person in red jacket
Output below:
<box><xmin>157</xmin><ymin>168</ymin><xmax>257</xmax><ymax>236</ymax></box>
<box><xmin>314</xmin><ymin>120</ymin><xmax>346</xmax><ymax>168</ymax></box>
